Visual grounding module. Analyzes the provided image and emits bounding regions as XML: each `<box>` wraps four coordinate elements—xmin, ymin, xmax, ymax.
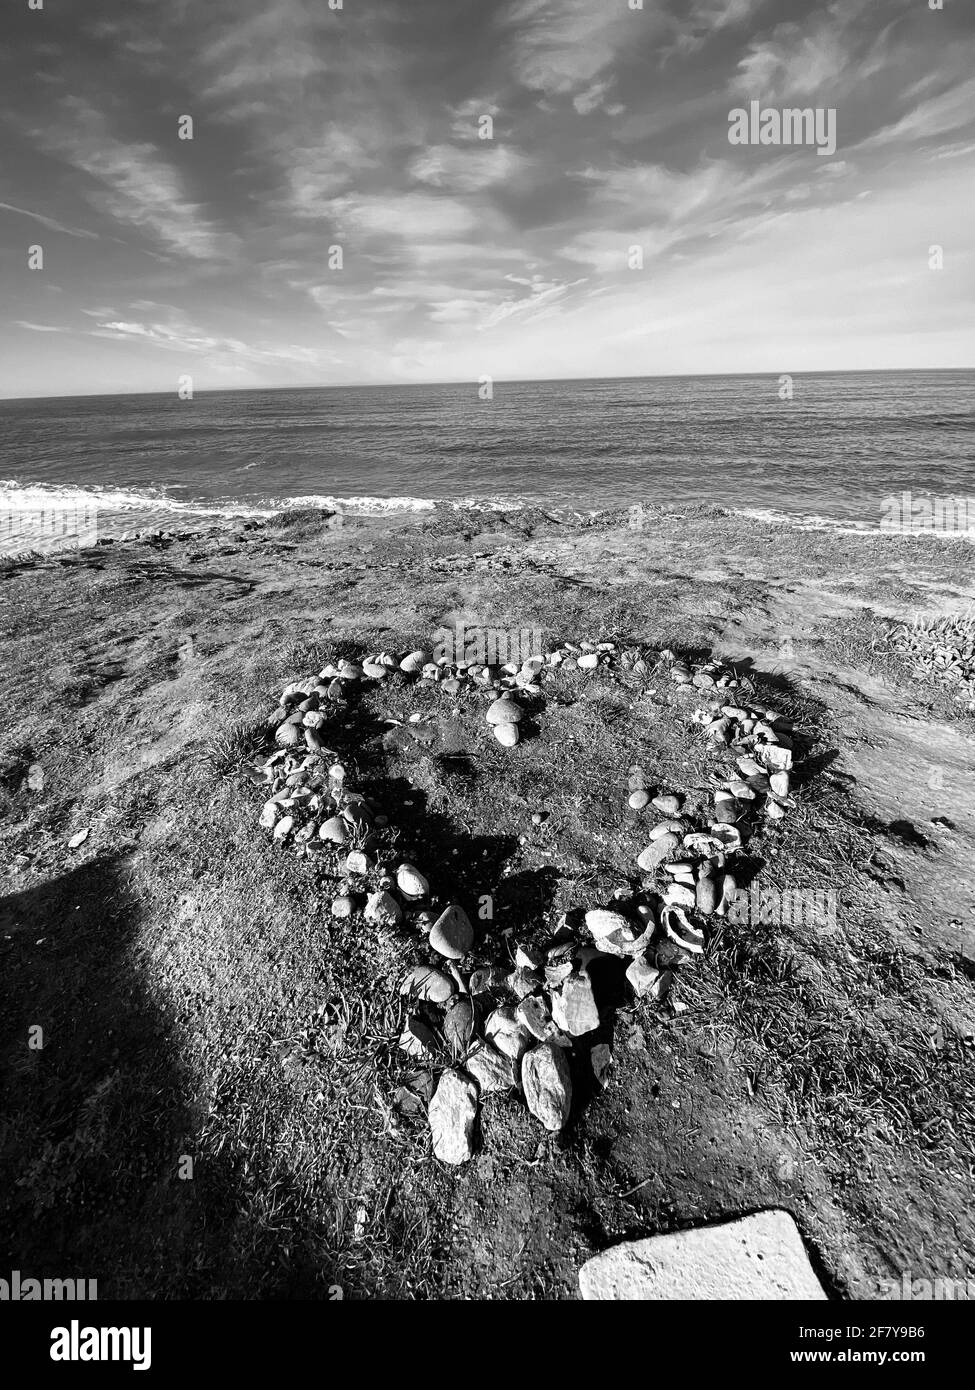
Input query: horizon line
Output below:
<box><xmin>1</xmin><ymin>363</ymin><xmax>973</xmax><ymax>406</ymax></box>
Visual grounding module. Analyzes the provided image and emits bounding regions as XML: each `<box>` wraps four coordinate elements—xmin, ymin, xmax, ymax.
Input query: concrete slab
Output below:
<box><xmin>579</xmin><ymin>1209</ymin><xmax>828</xmax><ymax>1300</ymax></box>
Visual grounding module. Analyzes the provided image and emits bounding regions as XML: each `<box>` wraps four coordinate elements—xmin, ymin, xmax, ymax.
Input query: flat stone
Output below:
<box><xmin>578</xmin><ymin>1210</ymin><xmax>828</xmax><ymax>1301</ymax></box>
<box><xmin>522</xmin><ymin>1041</ymin><xmax>572</xmax><ymax>1132</ymax></box>
<box><xmin>399</xmin><ymin>965</ymin><xmax>455</xmax><ymax>1003</ymax></box>
<box><xmin>485</xmin><ymin>1005</ymin><xmax>533</xmax><ymax>1061</ymax></box>
<box><xmin>465</xmin><ymin>1042</ymin><xmax>518</xmax><ymax>1094</ymax></box>
<box><xmin>551</xmin><ymin>973</ymin><xmax>600</xmax><ymax>1036</ymax></box>
<box><xmin>625</xmin><ymin>956</ymin><xmax>671</xmax><ymax>1000</ymax></box>
<box><xmin>428</xmin><ymin>1070</ymin><xmax>478</xmax><ymax>1164</ymax></box>
<box><xmin>429</xmin><ymin>903</ymin><xmax>474</xmax><ymax>959</ymax></box>
<box><xmin>637</xmin><ymin>832</ymin><xmax>680</xmax><ymax>872</ymax></box>
<box><xmin>443</xmin><ymin>996</ymin><xmax>475</xmax><ymax>1056</ymax></box>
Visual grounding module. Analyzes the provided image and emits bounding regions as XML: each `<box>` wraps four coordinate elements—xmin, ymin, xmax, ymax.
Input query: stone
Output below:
<box><xmin>318</xmin><ymin>816</ymin><xmax>348</xmax><ymax>845</ymax></box>
<box><xmin>272</xmin><ymin>815</ymin><xmax>294</xmax><ymax>841</ymax></box>
<box><xmin>399</xmin><ymin>965</ymin><xmax>455</xmax><ymax>1003</ymax></box>
<box><xmin>591</xmin><ymin>1043</ymin><xmax>613</xmax><ymax>1085</ymax></box>
<box><xmin>649</xmin><ymin>819</ymin><xmax>685</xmax><ymax>840</ymax></box>
<box><xmin>485</xmin><ymin>1006</ymin><xmax>533</xmax><ymax>1061</ymax></box>
<box><xmin>696</xmin><ymin>874</ymin><xmax>720</xmax><ymax>915</ymax></box>
<box><xmin>465</xmin><ymin>1042</ymin><xmax>518</xmax><ymax>1094</ymax></box>
<box><xmin>585</xmin><ymin>908</ymin><xmax>633</xmax><ymax>941</ymax></box>
<box><xmin>345</xmin><ymin>850</ymin><xmax>371</xmax><ymax>875</ymax></box>
<box><xmin>516</xmin><ymin>994</ymin><xmax>554</xmax><ymax>1040</ymax></box>
<box><xmin>486</xmin><ymin>697</ymin><xmax>523</xmax><ymax>725</ymax></box>
<box><xmin>400</xmin><ymin>650</ymin><xmax>429</xmax><ymax>674</ymax></box>
<box><xmin>651</xmin><ymin>793</ymin><xmax>682</xmax><ymax>816</ymax></box>
<box><xmin>507</xmin><ymin>966</ymin><xmax>543</xmax><ymax>999</ymax></box>
<box><xmin>331</xmin><ymin>895</ymin><xmax>354</xmax><ymax>918</ymax></box>
<box><xmin>341</xmin><ymin>802</ymin><xmax>372</xmax><ymax>834</ymax></box>
<box><xmin>551</xmin><ymin>973</ymin><xmax>600</xmax><ymax>1036</ymax></box>
<box><xmin>396</xmin><ymin>863</ymin><xmax>429</xmax><ymax>899</ymax></box>
<box><xmin>428</xmin><ymin>1070</ymin><xmax>478</xmax><ymax>1164</ymax></box>
<box><xmin>770</xmin><ymin>770</ymin><xmax>791</xmax><ymax>797</ymax></box>
<box><xmin>494</xmin><ymin>722</ymin><xmax>520</xmax><ymax>747</ymax></box>
<box><xmin>577</xmin><ymin>652</ymin><xmax>599</xmax><ymax>669</ymax></box>
<box><xmin>469</xmin><ymin>965</ymin><xmax>509</xmax><ymax>995</ymax></box>
<box><xmin>365</xmin><ymin>890</ymin><xmax>403</xmax><ymax>926</ymax></box>
<box><xmin>67</xmin><ymin>828</ymin><xmax>90</xmax><ymax>849</ymax></box>
<box><xmin>514</xmin><ymin>943</ymin><xmax>545</xmax><ymax>970</ymax></box>
<box><xmin>628</xmin><ymin>789</ymin><xmax>650</xmax><ymax>810</ymax></box>
<box><xmin>26</xmin><ymin>763</ymin><xmax>44</xmax><ymax>791</ymax></box>
<box><xmin>443</xmin><ymin>996</ymin><xmax>475</xmax><ymax>1056</ymax></box>
<box><xmin>663</xmin><ymin>883</ymin><xmax>696</xmax><ymax>909</ymax></box>
<box><xmin>259</xmin><ymin>800</ymin><xmax>280</xmax><ymax>830</ymax></box>
<box><xmin>626</xmin><ymin>956</ymin><xmax>671</xmax><ymax>1000</ymax></box>
<box><xmin>522</xmin><ymin>1041</ymin><xmax>572</xmax><ymax>1132</ymax></box>
<box><xmin>429</xmin><ymin>903</ymin><xmax>474</xmax><ymax>959</ymax></box>
<box><xmin>756</xmin><ymin>742</ymin><xmax>793</xmax><ymax>771</ymax></box>
<box><xmin>637</xmin><ymin>832</ymin><xmax>680</xmax><ymax>872</ymax></box>
<box><xmin>578</xmin><ymin>1210</ymin><xmax>828</xmax><ymax>1300</ymax></box>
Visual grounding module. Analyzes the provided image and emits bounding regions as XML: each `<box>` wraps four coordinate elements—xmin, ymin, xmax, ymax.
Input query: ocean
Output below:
<box><xmin>1</xmin><ymin>370</ymin><xmax>973</xmax><ymax>545</ymax></box>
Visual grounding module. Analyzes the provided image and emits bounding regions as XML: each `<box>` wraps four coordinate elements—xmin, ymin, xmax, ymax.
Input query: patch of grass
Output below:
<box><xmin>204</xmin><ymin>720</ymin><xmax>268</xmax><ymax>778</ymax></box>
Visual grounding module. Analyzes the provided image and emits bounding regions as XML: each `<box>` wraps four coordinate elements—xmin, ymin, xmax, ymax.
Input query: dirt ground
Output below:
<box><xmin>1</xmin><ymin>504</ymin><xmax>972</xmax><ymax>1299</ymax></box>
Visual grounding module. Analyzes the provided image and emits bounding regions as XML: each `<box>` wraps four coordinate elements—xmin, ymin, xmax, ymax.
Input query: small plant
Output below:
<box><xmin>205</xmin><ymin>721</ymin><xmax>267</xmax><ymax>778</ymax></box>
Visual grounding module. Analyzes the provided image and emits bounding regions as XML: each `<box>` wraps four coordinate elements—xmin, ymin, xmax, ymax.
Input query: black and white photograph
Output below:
<box><xmin>1</xmin><ymin>0</ymin><xmax>973</xmax><ymax>1349</ymax></box>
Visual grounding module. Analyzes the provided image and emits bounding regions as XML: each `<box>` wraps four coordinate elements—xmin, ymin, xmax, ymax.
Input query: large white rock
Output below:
<box><xmin>428</xmin><ymin>1070</ymin><xmax>478</xmax><ymax>1164</ymax></box>
<box><xmin>579</xmin><ymin>1210</ymin><xmax>828</xmax><ymax>1300</ymax></box>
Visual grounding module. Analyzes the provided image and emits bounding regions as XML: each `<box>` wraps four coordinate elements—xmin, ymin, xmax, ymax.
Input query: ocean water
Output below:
<box><xmin>0</xmin><ymin>370</ymin><xmax>972</xmax><ymax>545</ymax></box>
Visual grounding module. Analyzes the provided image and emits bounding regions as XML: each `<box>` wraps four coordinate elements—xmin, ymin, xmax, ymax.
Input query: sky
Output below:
<box><xmin>1</xmin><ymin>0</ymin><xmax>974</xmax><ymax>398</ymax></box>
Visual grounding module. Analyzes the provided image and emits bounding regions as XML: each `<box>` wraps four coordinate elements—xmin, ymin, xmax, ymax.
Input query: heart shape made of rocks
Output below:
<box><xmin>251</xmin><ymin>641</ymin><xmax>803</xmax><ymax>1163</ymax></box>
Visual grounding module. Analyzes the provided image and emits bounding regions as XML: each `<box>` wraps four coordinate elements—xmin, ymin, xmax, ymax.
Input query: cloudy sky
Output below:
<box><xmin>2</xmin><ymin>0</ymin><xmax>973</xmax><ymax>398</ymax></box>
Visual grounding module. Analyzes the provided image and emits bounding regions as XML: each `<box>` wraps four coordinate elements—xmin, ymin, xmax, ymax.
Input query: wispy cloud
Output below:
<box><xmin>0</xmin><ymin>201</ymin><xmax>99</xmax><ymax>240</ymax></box>
<box><xmin>34</xmin><ymin>98</ymin><xmax>236</xmax><ymax>261</ymax></box>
